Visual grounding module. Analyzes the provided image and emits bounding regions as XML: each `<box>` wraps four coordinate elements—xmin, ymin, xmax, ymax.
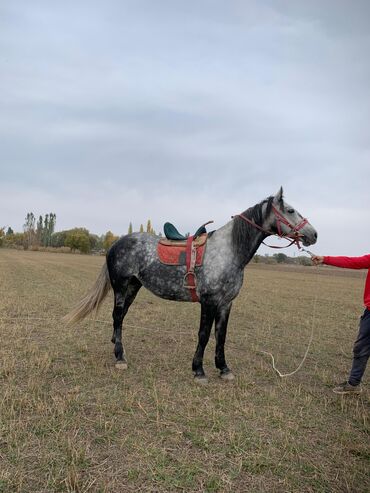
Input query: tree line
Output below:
<box><xmin>0</xmin><ymin>215</ymin><xmax>159</xmax><ymax>254</ymax></box>
<box><xmin>253</xmin><ymin>252</ymin><xmax>312</xmax><ymax>266</ymax></box>
<box><xmin>23</xmin><ymin>212</ymin><xmax>57</xmax><ymax>247</ymax></box>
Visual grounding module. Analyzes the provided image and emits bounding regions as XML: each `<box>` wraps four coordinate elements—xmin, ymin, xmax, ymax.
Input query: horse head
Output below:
<box><xmin>267</xmin><ymin>187</ymin><xmax>317</xmax><ymax>247</ymax></box>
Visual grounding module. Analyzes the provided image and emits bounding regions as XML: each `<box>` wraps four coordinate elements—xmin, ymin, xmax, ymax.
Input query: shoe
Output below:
<box><xmin>332</xmin><ymin>381</ymin><xmax>362</xmax><ymax>395</ymax></box>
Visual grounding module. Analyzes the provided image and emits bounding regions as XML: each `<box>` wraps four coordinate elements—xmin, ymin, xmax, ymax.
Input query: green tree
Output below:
<box><xmin>42</xmin><ymin>213</ymin><xmax>56</xmax><ymax>246</ymax></box>
<box><xmin>6</xmin><ymin>227</ymin><xmax>14</xmax><ymax>236</ymax></box>
<box><xmin>139</xmin><ymin>224</ymin><xmax>144</xmax><ymax>233</ymax></box>
<box><xmin>43</xmin><ymin>214</ymin><xmax>49</xmax><ymax>246</ymax></box>
<box><xmin>128</xmin><ymin>222</ymin><xmax>133</xmax><ymax>234</ymax></box>
<box><xmin>36</xmin><ymin>215</ymin><xmax>43</xmax><ymax>245</ymax></box>
<box><xmin>273</xmin><ymin>253</ymin><xmax>288</xmax><ymax>264</ymax></box>
<box><xmin>145</xmin><ymin>219</ymin><xmax>156</xmax><ymax>234</ymax></box>
<box><xmin>296</xmin><ymin>256</ymin><xmax>311</xmax><ymax>267</ymax></box>
<box><xmin>51</xmin><ymin>230</ymin><xmax>68</xmax><ymax>248</ymax></box>
<box><xmin>65</xmin><ymin>228</ymin><xmax>91</xmax><ymax>253</ymax></box>
<box><xmin>103</xmin><ymin>231</ymin><xmax>118</xmax><ymax>251</ymax></box>
<box><xmin>23</xmin><ymin>212</ymin><xmax>36</xmax><ymax>249</ymax></box>
<box><xmin>4</xmin><ymin>232</ymin><xmax>24</xmax><ymax>247</ymax></box>
<box><xmin>0</xmin><ymin>227</ymin><xmax>4</xmax><ymax>247</ymax></box>
<box><xmin>48</xmin><ymin>213</ymin><xmax>56</xmax><ymax>245</ymax></box>
<box><xmin>89</xmin><ymin>234</ymin><xmax>101</xmax><ymax>251</ymax></box>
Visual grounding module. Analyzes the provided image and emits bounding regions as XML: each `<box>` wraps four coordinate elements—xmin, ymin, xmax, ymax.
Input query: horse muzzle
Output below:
<box><xmin>301</xmin><ymin>229</ymin><xmax>318</xmax><ymax>247</ymax></box>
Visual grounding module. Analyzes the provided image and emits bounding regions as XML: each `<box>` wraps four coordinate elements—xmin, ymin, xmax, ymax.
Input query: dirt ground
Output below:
<box><xmin>0</xmin><ymin>249</ymin><xmax>368</xmax><ymax>492</ymax></box>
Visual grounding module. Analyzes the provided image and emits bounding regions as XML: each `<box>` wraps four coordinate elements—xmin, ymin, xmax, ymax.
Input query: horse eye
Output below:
<box><xmin>287</xmin><ymin>209</ymin><xmax>294</xmax><ymax>214</ymax></box>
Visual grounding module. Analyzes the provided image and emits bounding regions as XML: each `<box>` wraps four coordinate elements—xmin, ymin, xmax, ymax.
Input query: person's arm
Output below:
<box><xmin>312</xmin><ymin>254</ymin><xmax>370</xmax><ymax>269</ymax></box>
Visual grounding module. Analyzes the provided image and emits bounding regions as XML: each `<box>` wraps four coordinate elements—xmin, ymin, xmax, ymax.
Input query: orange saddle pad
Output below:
<box><xmin>157</xmin><ymin>234</ymin><xmax>207</xmax><ymax>266</ymax></box>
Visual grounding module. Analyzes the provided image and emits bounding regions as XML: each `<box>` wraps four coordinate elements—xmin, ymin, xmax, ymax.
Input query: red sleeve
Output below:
<box><xmin>323</xmin><ymin>255</ymin><xmax>370</xmax><ymax>269</ymax></box>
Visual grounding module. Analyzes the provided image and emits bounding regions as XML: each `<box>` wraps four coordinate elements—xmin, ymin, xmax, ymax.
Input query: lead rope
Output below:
<box><xmin>258</xmin><ymin>251</ymin><xmax>319</xmax><ymax>377</ymax></box>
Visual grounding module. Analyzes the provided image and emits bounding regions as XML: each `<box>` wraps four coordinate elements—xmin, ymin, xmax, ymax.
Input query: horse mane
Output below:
<box><xmin>232</xmin><ymin>196</ymin><xmax>274</xmax><ymax>257</ymax></box>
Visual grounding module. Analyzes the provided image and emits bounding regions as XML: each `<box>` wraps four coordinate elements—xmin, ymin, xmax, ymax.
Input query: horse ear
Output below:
<box><xmin>274</xmin><ymin>186</ymin><xmax>284</xmax><ymax>204</ymax></box>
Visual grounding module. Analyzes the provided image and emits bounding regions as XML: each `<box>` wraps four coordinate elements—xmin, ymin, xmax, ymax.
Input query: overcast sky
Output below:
<box><xmin>1</xmin><ymin>0</ymin><xmax>369</xmax><ymax>255</ymax></box>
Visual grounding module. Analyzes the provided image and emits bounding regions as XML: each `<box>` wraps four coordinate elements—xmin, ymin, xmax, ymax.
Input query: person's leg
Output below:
<box><xmin>348</xmin><ymin>308</ymin><xmax>370</xmax><ymax>385</ymax></box>
<box><xmin>333</xmin><ymin>308</ymin><xmax>370</xmax><ymax>394</ymax></box>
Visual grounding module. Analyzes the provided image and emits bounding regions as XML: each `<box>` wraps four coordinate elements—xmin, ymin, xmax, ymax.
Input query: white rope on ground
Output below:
<box><xmin>258</xmin><ymin>325</ymin><xmax>315</xmax><ymax>378</ymax></box>
<box><xmin>257</xmin><ymin>263</ymin><xmax>319</xmax><ymax>378</ymax></box>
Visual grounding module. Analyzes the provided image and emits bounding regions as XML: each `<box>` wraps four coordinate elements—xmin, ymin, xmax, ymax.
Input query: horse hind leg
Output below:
<box><xmin>112</xmin><ymin>277</ymin><xmax>142</xmax><ymax>369</ymax></box>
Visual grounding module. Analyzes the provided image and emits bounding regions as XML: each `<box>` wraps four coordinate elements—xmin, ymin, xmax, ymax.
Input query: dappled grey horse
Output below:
<box><xmin>64</xmin><ymin>187</ymin><xmax>317</xmax><ymax>383</ymax></box>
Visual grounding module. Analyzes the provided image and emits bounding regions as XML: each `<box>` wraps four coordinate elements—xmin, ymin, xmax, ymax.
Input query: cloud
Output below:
<box><xmin>0</xmin><ymin>0</ymin><xmax>369</xmax><ymax>255</ymax></box>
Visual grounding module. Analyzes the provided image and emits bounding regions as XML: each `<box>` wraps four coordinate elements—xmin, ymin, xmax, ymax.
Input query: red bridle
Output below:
<box><xmin>234</xmin><ymin>205</ymin><xmax>309</xmax><ymax>249</ymax></box>
<box><xmin>271</xmin><ymin>205</ymin><xmax>308</xmax><ymax>238</ymax></box>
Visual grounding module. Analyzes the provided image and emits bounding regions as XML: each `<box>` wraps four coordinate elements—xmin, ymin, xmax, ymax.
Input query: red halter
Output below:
<box><xmin>235</xmin><ymin>205</ymin><xmax>309</xmax><ymax>250</ymax></box>
<box><xmin>270</xmin><ymin>205</ymin><xmax>308</xmax><ymax>238</ymax></box>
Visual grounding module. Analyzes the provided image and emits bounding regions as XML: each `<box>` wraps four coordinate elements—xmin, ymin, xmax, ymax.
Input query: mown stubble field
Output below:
<box><xmin>0</xmin><ymin>249</ymin><xmax>369</xmax><ymax>492</ymax></box>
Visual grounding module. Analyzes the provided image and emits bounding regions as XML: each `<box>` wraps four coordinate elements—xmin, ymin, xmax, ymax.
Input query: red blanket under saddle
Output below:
<box><xmin>157</xmin><ymin>236</ymin><xmax>207</xmax><ymax>266</ymax></box>
<box><xmin>157</xmin><ymin>235</ymin><xmax>208</xmax><ymax>302</ymax></box>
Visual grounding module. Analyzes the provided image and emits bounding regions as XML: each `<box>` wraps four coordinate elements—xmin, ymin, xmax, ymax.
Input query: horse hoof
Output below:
<box><xmin>115</xmin><ymin>361</ymin><xmax>128</xmax><ymax>370</ymax></box>
<box><xmin>220</xmin><ymin>371</ymin><xmax>235</xmax><ymax>381</ymax></box>
<box><xmin>194</xmin><ymin>375</ymin><xmax>208</xmax><ymax>385</ymax></box>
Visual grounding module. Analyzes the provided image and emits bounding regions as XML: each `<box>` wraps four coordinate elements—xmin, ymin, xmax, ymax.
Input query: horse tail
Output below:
<box><xmin>63</xmin><ymin>262</ymin><xmax>111</xmax><ymax>325</ymax></box>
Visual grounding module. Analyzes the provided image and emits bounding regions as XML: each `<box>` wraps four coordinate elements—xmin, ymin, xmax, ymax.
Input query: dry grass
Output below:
<box><xmin>0</xmin><ymin>249</ymin><xmax>369</xmax><ymax>492</ymax></box>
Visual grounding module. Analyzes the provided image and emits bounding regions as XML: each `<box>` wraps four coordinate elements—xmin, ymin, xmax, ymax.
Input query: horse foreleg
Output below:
<box><xmin>192</xmin><ymin>303</ymin><xmax>216</xmax><ymax>383</ymax></box>
<box><xmin>112</xmin><ymin>277</ymin><xmax>142</xmax><ymax>369</ymax></box>
<box><xmin>215</xmin><ymin>302</ymin><xmax>235</xmax><ymax>380</ymax></box>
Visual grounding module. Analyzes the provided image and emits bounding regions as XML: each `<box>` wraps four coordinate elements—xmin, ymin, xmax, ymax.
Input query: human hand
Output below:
<box><xmin>312</xmin><ymin>255</ymin><xmax>324</xmax><ymax>266</ymax></box>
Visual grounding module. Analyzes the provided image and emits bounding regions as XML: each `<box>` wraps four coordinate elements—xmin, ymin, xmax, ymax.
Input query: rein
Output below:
<box><xmin>234</xmin><ymin>205</ymin><xmax>308</xmax><ymax>250</ymax></box>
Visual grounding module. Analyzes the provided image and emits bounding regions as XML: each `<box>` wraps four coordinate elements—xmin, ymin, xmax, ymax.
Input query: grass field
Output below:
<box><xmin>0</xmin><ymin>249</ymin><xmax>369</xmax><ymax>492</ymax></box>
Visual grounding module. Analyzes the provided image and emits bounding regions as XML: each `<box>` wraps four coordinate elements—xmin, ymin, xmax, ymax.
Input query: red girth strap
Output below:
<box><xmin>184</xmin><ymin>236</ymin><xmax>199</xmax><ymax>302</ymax></box>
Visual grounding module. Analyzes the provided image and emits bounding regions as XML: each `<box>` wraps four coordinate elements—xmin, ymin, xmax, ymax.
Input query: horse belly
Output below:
<box><xmin>138</xmin><ymin>263</ymin><xmax>192</xmax><ymax>302</ymax></box>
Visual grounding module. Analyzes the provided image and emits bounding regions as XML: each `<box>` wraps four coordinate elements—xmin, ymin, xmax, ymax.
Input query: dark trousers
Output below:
<box><xmin>348</xmin><ymin>308</ymin><xmax>370</xmax><ymax>386</ymax></box>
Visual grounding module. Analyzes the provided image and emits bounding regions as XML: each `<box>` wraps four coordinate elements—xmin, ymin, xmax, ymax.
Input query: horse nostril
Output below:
<box><xmin>314</xmin><ymin>232</ymin><xmax>318</xmax><ymax>239</ymax></box>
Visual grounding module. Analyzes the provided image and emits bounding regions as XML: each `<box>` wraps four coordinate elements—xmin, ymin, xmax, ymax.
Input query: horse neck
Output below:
<box><xmin>230</xmin><ymin>203</ymin><xmax>271</xmax><ymax>268</ymax></box>
<box><xmin>237</xmin><ymin>227</ymin><xmax>266</xmax><ymax>268</ymax></box>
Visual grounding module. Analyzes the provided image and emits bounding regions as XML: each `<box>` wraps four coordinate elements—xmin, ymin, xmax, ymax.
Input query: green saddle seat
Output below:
<box><xmin>163</xmin><ymin>222</ymin><xmax>208</xmax><ymax>241</ymax></box>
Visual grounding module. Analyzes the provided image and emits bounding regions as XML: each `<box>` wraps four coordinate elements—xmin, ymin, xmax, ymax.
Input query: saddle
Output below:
<box><xmin>163</xmin><ymin>222</ymin><xmax>209</xmax><ymax>241</ymax></box>
<box><xmin>158</xmin><ymin>221</ymin><xmax>213</xmax><ymax>302</ymax></box>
